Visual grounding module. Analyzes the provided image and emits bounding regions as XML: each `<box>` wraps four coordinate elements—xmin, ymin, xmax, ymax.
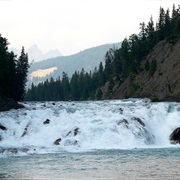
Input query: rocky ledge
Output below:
<box><xmin>0</xmin><ymin>96</ymin><xmax>24</xmax><ymax>112</ymax></box>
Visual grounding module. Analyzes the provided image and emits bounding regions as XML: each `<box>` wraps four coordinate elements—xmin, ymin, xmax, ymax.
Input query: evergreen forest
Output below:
<box><xmin>0</xmin><ymin>36</ymin><xmax>29</xmax><ymax>101</ymax></box>
<box><xmin>25</xmin><ymin>5</ymin><xmax>180</xmax><ymax>101</ymax></box>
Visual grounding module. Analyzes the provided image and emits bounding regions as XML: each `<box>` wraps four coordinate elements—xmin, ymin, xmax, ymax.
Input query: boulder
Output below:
<box><xmin>43</xmin><ymin>119</ymin><xmax>50</xmax><ymax>125</ymax></box>
<box><xmin>66</xmin><ymin>128</ymin><xmax>80</xmax><ymax>137</ymax></box>
<box><xmin>170</xmin><ymin>127</ymin><xmax>180</xmax><ymax>144</ymax></box>
<box><xmin>0</xmin><ymin>123</ymin><xmax>7</xmax><ymax>131</ymax></box>
<box><xmin>132</xmin><ymin>117</ymin><xmax>145</xmax><ymax>127</ymax></box>
<box><xmin>117</xmin><ymin>119</ymin><xmax>129</xmax><ymax>128</ymax></box>
<box><xmin>74</xmin><ymin>128</ymin><xmax>80</xmax><ymax>136</ymax></box>
<box><xmin>119</xmin><ymin>108</ymin><xmax>123</xmax><ymax>114</ymax></box>
<box><xmin>54</xmin><ymin>138</ymin><xmax>61</xmax><ymax>145</ymax></box>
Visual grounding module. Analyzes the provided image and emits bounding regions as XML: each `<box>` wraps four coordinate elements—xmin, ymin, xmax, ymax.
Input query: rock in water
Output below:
<box><xmin>74</xmin><ymin>128</ymin><xmax>80</xmax><ymax>136</ymax></box>
<box><xmin>54</xmin><ymin>138</ymin><xmax>61</xmax><ymax>145</ymax></box>
<box><xmin>0</xmin><ymin>123</ymin><xmax>7</xmax><ymax>131</ymax></box>
<box><xmin>43</xmin><ymin>119</ymin><xmax>50</xmax><ymax>125</ymax></box>
<box><xmin>132</xmin><ymin>117</ymin><xmax>145</xmax><ymax>127</ymax></box>
<box><xmin>21</xmin><ymin>123</ymin><xmax>30</xmax><ymax>137</ymax></box>
<box><xmin>66</xmin><ymin>127</ymin><xmax>80</xmax><ymax>137</ymax></box>
<box><xmin>170</xmin><ymin>127</ymin><xmax>180</xmax><ymax>144</ymax></box>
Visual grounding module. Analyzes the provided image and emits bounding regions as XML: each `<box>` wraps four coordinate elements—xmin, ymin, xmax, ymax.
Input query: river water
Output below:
<box><xmin>1</xmin><ymin>148</ymin><xmax>180</xmax><ymax>179</ymax></box>
<box><xmin>0</xmin><ymin>99</ymin><xmax>180</xmax><ymax>179</ymax></box>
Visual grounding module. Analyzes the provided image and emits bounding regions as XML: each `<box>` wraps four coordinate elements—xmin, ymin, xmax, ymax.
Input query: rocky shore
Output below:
<box><xmin>0</xmin><ymin>96</ymin><xmax>24</xmax><ymax>112</ymax></box>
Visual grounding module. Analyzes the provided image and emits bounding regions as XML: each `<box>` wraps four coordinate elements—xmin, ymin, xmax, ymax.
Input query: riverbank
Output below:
<box><xmin>0</xmin><ymin>96</ymin><xmax>24</xmax><ymax>112</ymax></box>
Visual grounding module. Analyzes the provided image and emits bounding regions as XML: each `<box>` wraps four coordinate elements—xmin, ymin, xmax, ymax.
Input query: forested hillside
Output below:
<box><xmin>28</xmin><ymin>43</ymin><xmax>120</xmax><ymax>87</ymax></box>
<box><xmin>25</xmin><ymin>5</ymin><xmax>180</xmax><ymax>102</ymax></box>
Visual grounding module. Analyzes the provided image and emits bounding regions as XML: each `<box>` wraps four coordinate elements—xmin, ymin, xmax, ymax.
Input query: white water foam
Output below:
<box><xmin>0</xmin><ymin>99</ymin><xmax>180</xmax><ymax>155</ymax></box>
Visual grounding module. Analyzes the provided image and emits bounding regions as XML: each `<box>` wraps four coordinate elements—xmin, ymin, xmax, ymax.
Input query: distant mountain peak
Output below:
<box><xmin>9</xmin><ymin>44</ymin><xmax>63</xmax><ymax>62</ymax></box>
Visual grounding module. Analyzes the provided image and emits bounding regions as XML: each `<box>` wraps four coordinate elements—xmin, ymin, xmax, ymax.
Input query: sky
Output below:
<box><xmin>0</xmin><ymin>0</ymin><xmax>179</xmax><ymax>56</ymax></box>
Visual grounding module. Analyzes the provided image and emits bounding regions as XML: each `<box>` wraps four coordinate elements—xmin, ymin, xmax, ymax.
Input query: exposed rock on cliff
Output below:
<box><xmin>102</xmin><ymin>39</ymin><xmax>180</xmax><ymax>101</ymax></box>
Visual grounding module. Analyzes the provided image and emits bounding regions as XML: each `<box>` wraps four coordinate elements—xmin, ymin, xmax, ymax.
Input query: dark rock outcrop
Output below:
<box><xmin>54</xmin><ymin>138</ymin><xmax>61</xmax><ymax>145</ymax></box>
<box><xmin>170</xmin><ymin>127</ymin><xmax>180</xmax><ymax>144</ymax></box>
<box><xmin>0</xmin><ymin>123</ymin><xmax>7</xmax><ymax>131</ymax></box>
<box><xmin>117</xmin><ymin>119</ymin><xmax>129</xmax><ymax>128</ymax></box>
<box><xmin>132</xmin><ymin>117</ymin><xmax>145</xmax><ymax>127</ymax></box>
<box><xmin>119</xmin><ymin>108</ymin><xmax>123</xmax><ymax>114</ymax></box>
<box><xmin>74</xmin><ymin>128</ymin><xmax>80</xmax><ymax>136</ymax></box>
<box><xmin>21</xmin><ymin>123</ymin><xmax>30</xmax><ymax>137</ymax></box>
<box><xmin>0</xmin><ymin>96</ymin><xmax>24</xmax><ymax>112</ymax></box>
<box><xmin>43</xmin><ymin>119</ymin><xmax>50</xmax><ymax>125</ymax></box>
<box><xmin>66</xmin><ymin>128</ymin><xmax>80</xmax><ymax>137</ymax></box>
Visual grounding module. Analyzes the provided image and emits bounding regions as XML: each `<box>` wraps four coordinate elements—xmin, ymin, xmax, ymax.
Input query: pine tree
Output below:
<box><xmin>61</xmin><ymin>72</ymin><xmax>70</xmax><ymax>100</ymax></box>
<box><xmin>120</xmin><ymin>38</ymin><xmax>130</xmax><ymax>76</ymax></box>
<box><xmin>164</xmin><ymin>8</ymin><xmax>171</xmax><ymax>37</ymax></box>
<box><xmin>98</xmin><ymin>62</ymin><xmax>105</xmax><ymax>86</ymax></box>
<box><xmin>14</xmin><ymin>47</ymin><xmax>29</xmax><ymax>101</ymax></box>
<box><xmin>139</xmin><ymin>22</ymin><xmax>147</xmax><ymax>40</ymax></box>
<box><xmin>70</xmin><ymin>71</ymin><xmax>80</xmax><ymax>100</ymax></box>
<box><xmin>146</xmin><ymin>16</ymin><xmax>156</xmax><ymax>48</ymax></box>
<box><xmin>104</xmin><ymin>50</ymin><xmax>113</xmax><ymax>81</ymax></box>
<box><xmin>158</xmin><ymin>7</ymin><xmax>166</xmax><ymax>40</ymax></box>
<box><xmin>0</xmin><ymin>35</ymin><xmax>9</xmax><ymax>96</ymax></box>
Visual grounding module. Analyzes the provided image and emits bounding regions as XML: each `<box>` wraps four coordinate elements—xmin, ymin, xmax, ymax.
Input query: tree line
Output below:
<box><xmin>25</xmin><ymin>5</ymin><xmax>180</xmax><ymax>101</ymax></box>
<box><xmin>0</xmin><ymin>35</ymin><xmax>29</xmax><ymax>101</ymax></box>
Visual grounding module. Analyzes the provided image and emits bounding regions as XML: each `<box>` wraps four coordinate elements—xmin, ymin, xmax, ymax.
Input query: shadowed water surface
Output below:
<box><xmin>0</xmin><ymin>148</ymin><xmax>180</xmax><ymax>179</ymax></box>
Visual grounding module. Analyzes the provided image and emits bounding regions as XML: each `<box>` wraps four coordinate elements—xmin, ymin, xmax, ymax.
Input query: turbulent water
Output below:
<box><xmin>0</xmin><ymin>99</ymin><xmax>180</xmax><ymax>179</ymax></box>
<box><xmin>0</xmin><ymin>99</ymin><xmax>180</xmax><ymax>154</ymax></box>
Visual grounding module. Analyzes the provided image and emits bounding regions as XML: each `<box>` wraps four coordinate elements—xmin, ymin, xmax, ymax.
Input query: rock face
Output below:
<box><xmin>0</xmin><ymin>96</ymin><xmax>24</xmax><ymax>111</ymax></box>
<box><xmin>170</xmin><ymin>127</ymin><xmax>180</xmax><ymax>144</ymax></box>
<box><xmin>102</xmin><ymin>39</ymin><xmax>180</xmax><ymax>102</ymax></box>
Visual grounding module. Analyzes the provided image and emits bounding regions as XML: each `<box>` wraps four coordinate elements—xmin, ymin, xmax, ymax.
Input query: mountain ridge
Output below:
<box><xmin>28</xmin><ymin>42</ymin><xmax>121</xmax><ymax>86</ymax></box>
<box><xmin>9</xmin><ymin>44</ymin><xmax>62</xmax><ymax>62</ymax></box>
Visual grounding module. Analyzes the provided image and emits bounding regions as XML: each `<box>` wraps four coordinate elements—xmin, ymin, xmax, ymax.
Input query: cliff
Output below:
<box><xmin>102</xmin><ymin>39</ymin><xmax>180</xmax><ymax>101</ymax></box>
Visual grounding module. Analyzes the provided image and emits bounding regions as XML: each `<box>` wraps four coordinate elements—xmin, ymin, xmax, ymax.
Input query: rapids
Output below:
<box><xmin>0</xmin><ymin>99</ymin><xmax>180</xmax><ymax>155</ymax></box>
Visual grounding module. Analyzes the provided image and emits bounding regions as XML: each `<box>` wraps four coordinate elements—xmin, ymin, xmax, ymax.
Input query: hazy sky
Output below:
<box><xmin>0</xmin><ymin>0</ymin><xmax>179</xmax><ymax>55</ymax></box>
